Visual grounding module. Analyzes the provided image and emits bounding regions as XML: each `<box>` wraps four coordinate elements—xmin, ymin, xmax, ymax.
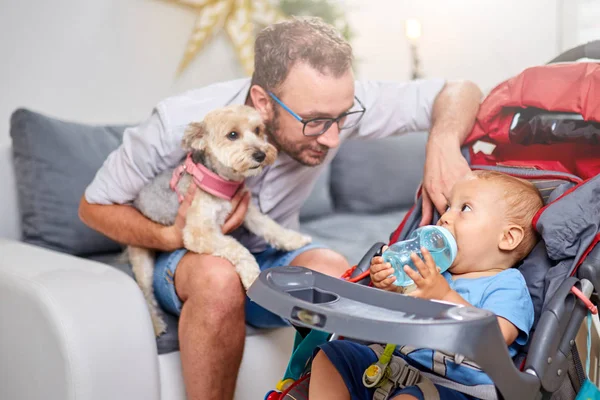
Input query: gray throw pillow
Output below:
<box><xmin>299</xmin><ymin>164</ymin><xmax>334</xmax><ymax>222</ymax></box>
<box><xmin>330</xmin><ymin>132</ymin><xmax>428</xmax><ymax>213</ymax></box>
<box><xmin>10</xmin><ymin>108</ymin><xmax>127</xmax><ymax>256</ymax></box>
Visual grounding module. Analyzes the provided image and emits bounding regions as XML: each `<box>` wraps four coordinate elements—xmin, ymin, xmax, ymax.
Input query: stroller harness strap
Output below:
<box><xmin>397</xmin><ymin>346</ymin><xmax>484</xmax><ymax>377</ymax></box>
<box><xmin>393</xmin><ymin>345</ymin><xmax>500</xmax><ymax>400</ymax></box>
<box><xmin>368</xmin><ymin>344</ymin><xmax>440</xmax><ymax>400</ymax></box>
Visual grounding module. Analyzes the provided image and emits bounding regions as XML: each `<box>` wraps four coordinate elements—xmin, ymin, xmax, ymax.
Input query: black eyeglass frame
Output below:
<box><xmin>268</xmin><ymin>92</ymin><xmax>366</xmax><ymax>137</ymax></box>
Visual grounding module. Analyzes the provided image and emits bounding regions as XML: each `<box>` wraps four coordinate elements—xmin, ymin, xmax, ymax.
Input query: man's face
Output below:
<box><xmin>266</xmin><ymin>63</ymin><xmax>355</xmax><ymax>166</ymax></box>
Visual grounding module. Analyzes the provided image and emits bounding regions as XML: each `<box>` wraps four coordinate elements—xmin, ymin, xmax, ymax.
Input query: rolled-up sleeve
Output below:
<box><xmin>84</xmin><ymin>109</ymin><xmax>185</xmax><ymax>205</ymax></box>
<box><xmin>351</xmin><ymin>78</ymin><xmax>446</xmax><ymax>139</ymax></box>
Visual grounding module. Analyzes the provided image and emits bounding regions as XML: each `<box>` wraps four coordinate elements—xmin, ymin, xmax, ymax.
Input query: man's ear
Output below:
<box><xmin>499</xmin><ymin>224</ymin><xmax>525</xmax><ymax>251</ymax></box>
<box><xmin>181</xmin><ymin>121</ymin><xmax>206</xmax><ymax>151</ymax></box>
<box><xmin>249</xmin><ymin>84</ymin><xmax>274</xmax><ymax>121</ymax></box>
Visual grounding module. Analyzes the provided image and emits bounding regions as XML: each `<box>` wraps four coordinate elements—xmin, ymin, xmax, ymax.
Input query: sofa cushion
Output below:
<box><xmin>299</xmin><ymin>164</ymin><xmax>334</xmax><ymax>222</ymax></box>
<box><xmin>10</xmin><ymin>108</ymin><xmax>126</xmax><ymax>256</ymax></box>
<box><xmin>300</xmin><ymin>209</ymin><xmax>410</xmax><ymax>263</ymax></box>
<box><xmin>330</xmin><ymin>132</ymin><xmax>427</xmax><ymax>214</ymax></box>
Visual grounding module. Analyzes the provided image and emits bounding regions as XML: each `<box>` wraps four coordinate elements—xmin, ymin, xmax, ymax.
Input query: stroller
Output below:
<box><xmin>248</xmin><ymin>42</ymin><xmax>600</xmax><ymax>400</ymax></box>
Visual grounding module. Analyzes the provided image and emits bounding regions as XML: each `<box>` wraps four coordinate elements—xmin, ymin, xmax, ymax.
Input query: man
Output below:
<box><xmin>79</xmin><ymin>16</ymin><xmax>481</xmax><ymax>400</ymax></box>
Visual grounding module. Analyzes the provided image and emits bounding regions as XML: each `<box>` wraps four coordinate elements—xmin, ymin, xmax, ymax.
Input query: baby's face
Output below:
<box><xmin>437</xmin><ymin>175</ymin><xmax>508</xmax><ymax>273</ymax></box>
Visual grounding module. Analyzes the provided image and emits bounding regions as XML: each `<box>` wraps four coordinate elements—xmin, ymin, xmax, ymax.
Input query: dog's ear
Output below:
<box><xmin>181</xmin><ymin>121</ymin><xmax>206</xmax><ymax>151</ymax></box>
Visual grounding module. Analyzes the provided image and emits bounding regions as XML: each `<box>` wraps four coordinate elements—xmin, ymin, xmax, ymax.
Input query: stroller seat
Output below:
<box><xmin>250</xmin><ymin>161</ymin><xmax>600</xmax><ymax>400</ymax></box>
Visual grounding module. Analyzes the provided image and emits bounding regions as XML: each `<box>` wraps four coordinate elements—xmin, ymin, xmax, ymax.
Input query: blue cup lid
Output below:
<box><xmin>435</xmin><ymin>226</ymin><xmax>458</xmax><ymax>264</ymax></box>
<box><xmin>394</xmin><ymin>271</ymin><xmax>413</xmax><ymax>287</ymax></box>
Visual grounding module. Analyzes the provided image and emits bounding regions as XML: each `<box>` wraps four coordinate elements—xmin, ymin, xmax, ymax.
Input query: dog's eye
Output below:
<box><xmin>227</xmin><ymin>131</ymin><xmax>239</xmax><ymax>141</ymax></box>
<box><xmin>255</xmin><ymin>127</ymin><xmax>260</xmax><ymax>135</ymax></box>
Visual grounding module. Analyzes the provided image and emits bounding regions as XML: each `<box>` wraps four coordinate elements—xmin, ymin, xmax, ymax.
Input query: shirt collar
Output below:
<box><xmin>226</xmin><ymin>78</ymin><xmax>252</xmax><ymax>106</ymax></box>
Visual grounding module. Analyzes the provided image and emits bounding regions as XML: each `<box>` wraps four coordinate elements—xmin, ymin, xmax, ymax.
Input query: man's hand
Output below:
<box><xmin>222</xmin><ymin>188</ymin><xmax>251</xmax><ymax>233</ymax></box>
<box><xmin>162</xmin><ymin>185</ymin><xmax>250</xmax><ymax>251</ymax></box>
<box><xmin>420</xmin><ymin>137</ymin><xmax>471</xmax><ymax>226</ymax></box>
<box><xmin>370</xmin><ymin>246</ymin><xmax>399</xmax><ymax>292</ymax></box>
<box><xmin>419</xmin><ymin>80</ymin><xmax>482</xmax><ymax>226</ymax></box>
<box><xmin>404</xmin><ymin>247</ymin><xmax>451</xmax><ymax>300</ymax></box>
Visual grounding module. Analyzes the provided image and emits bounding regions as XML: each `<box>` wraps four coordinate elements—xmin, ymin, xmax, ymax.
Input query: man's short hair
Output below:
<box><xmin>252</xmin><ymin>16</ymin><xmax>353</xmax><ymax>92</ymax></box>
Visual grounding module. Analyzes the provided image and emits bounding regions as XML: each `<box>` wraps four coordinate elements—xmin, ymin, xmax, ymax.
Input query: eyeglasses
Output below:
<box><xmin>268</xmin><ymin>92</ymin><xmax>366</xmax><ymax>137</ymax></box>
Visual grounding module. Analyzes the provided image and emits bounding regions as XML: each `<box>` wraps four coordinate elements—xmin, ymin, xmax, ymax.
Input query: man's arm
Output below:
<box><xmin>78</xmin><ymin>197</ymin><xmax>180</xmax><ymax>252</ymax></box>
<box><xmin>421</xmin><ymin>80</ymin><xmax>483</xmax><ymax>225</ymax></box>
<box><xmin>351</xmin><ymin>79</ymin><xmax>481</xmax><ymax>225</ymax></box>
<box><xmin>80</xmin><ymin>109</ymin><xmax>186</xmax><ymax>251</ymax></box>
<box><xmin>79</xmin><ymin>185</ymin><xmax>250</xmax><ymax>251</ymax></box>
<box><xmin>351</xmin><ymin>79</ymin><xmax>447</xmax><ymax>140</ymax></box>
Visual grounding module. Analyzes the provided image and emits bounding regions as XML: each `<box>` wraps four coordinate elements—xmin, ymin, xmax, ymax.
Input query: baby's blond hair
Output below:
<box><xmin>472</xmin><ymin>170</ymin><xmax>544</xmax><ymax>262</ymax></box>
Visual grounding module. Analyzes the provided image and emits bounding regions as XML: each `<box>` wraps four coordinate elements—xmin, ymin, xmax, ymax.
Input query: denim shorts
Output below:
<box><xmin>153</xmin><ymin>242</ymin><xmax>328</xmax><ymax>328</ymax></box>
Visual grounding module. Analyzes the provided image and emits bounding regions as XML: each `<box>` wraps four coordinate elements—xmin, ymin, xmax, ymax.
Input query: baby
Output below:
<box><xmin>309</xmin><ymin>170</ymin><xmax>544</xmax><ymax>400</ymax></box>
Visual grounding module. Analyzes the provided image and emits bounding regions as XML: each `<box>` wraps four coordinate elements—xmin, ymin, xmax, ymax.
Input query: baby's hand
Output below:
<box><xmin>404</xmin><ymin>247</ymin><xmax>451</xmax><ymax>300</ymax></box>
<box><xmin>370</xmin><ymin>246</ymin><xmax>398</xmax><ymax>292</ymax></box>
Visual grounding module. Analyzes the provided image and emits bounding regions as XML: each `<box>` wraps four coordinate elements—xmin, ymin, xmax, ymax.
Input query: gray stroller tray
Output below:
<box><xmin>248</xmin><ymin>265</ymin><xmax>540</xmax><ymax>399</ymax></box>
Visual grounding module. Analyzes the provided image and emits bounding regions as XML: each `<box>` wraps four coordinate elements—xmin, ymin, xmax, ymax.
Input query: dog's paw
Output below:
<box><xmin>271</xmin><ymin>230</ymin><xmax>312</xmax><ymax>251</ymax></box>
<box><xmin>237</xmin><ymin>260</ymin><xmax>261</xmax><ymax>291</ymax></box>
<box><xmin>150</xmin><ymin>310</ymin><xmax>168</xmax><ymax>337</ymax></box>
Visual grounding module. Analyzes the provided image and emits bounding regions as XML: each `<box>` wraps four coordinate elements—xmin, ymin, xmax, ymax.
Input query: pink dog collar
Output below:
<box><xmin>170</xmin><ymin>153</ymin><xmax>244</xmax><ymax>202</ymax></box>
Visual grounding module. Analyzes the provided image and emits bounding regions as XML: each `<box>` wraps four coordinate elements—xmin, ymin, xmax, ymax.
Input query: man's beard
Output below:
<box><xmin>265</xmin><ymin>111</ymin><xmax>329</xmax><ymax>167</ymax></box>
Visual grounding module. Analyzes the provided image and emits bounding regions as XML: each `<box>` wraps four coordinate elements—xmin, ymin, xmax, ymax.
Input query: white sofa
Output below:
<box><xmin>0</xmin><ymin>142</ymin><xmax>297</xmax><ymax>400</ymax></box>
<box><xmin>0</xmin><ymin>106</ymin><xmax>428</xmax><ymax>400</ymax></box>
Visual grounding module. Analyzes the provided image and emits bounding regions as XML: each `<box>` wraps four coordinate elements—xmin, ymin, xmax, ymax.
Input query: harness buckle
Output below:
<box><xmin>391</xmin><ymin>362</ymin><xmax>420</xmax><ymax>388</ymax></box>
<box><xmin>371</xmin><ymin>354</ymin><xmax>423</xmax><ymax>400</ymax></box>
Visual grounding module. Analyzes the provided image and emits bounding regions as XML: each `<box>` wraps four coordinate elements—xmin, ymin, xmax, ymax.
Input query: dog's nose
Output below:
<box><xmin>252</xmin><ymin>151</ymin><xmax>266</xmax><ymax>163</ymax></box>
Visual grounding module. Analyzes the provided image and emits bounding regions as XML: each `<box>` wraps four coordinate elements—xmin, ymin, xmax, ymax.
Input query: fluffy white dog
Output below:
<box><xmin>129</xmin><ymin>105</ymin><xmax>311</xmax><ymax>335</ymax></box>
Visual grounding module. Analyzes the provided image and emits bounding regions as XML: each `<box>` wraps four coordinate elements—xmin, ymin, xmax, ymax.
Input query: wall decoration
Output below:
<box><xmin>164</xmin><ymin>0</ymin><xmax>353</xmax><ymax>76</ymax></box>
<box><xmin>164</xmin><ymin>0</ymin><xmax>285</xmax><ymax>76</ymax></box>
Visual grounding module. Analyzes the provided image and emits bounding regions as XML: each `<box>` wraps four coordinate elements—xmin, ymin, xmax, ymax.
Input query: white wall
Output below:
<box><xmin>347</xmin><ymin>0</ymin><xmax>563</xmax><ymax>93</ymax></box>
<box><xmin>0</xmin><ymin>0</ymin><xmax>246</xmax><ymax>147</ymax></box>
<box><xmin>574</xmin><ymin>0</ymin><xmax>600</xmax><ymax>45</ymax></box>
<box><xmin>0</xmin><ymin>0</ymin><xmax>583</xmax><ymax>149</ymax></box>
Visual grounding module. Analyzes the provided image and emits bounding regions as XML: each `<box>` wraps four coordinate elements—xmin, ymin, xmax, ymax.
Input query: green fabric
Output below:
<box><xmin>576</xmin><ymin>380</ymin><xmax>600</xmax><ymax>400</ymax></box>
<box><xmin>575</xmin><ymin>312</ymin><xmax>600</xmax><ymax>400</ymax></box>
<box><xmin>283</xmin><ymin>330</ymin><xmax>330</xmax><ymax>381</ymax></box>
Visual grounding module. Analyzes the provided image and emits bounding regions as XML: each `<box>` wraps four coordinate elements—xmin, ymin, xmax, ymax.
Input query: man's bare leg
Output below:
<box><xmin>290</xmin><ymin>248</ymin><xmax>350</xmax><ymax>277</ymax></box>
<box><xmin>174</xmin><ymin>252</ymin><xmax>246</xmax><ymax>400</ymax></box>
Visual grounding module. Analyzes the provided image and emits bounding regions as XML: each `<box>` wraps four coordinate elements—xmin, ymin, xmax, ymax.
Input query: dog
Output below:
<box><xmin>128</xmin><ymin>105</ymin><xmax>312</xmax><ymax>336</ymax></box>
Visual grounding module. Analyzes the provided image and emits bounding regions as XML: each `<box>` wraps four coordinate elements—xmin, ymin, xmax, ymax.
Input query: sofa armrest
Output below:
<box><xmin>0</xmin><ymin>239</ymin><xmax>160</xmax><ymax>400</ymax></box>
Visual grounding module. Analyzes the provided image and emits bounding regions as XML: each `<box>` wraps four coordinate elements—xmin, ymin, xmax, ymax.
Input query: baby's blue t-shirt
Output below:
<box><xmin>401</xmin><ymin>268</ymin><xmax>535</xmax><ymax>386</ymax></box>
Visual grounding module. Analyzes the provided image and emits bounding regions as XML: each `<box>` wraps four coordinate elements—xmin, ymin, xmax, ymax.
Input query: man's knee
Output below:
<box><xmin>291</xmin><ymin>248</ymin><xmax>350</xmax><ymax>277</ymax></box>
<box><xmin>319</xmin><ymin>249</ymin><xmax>350</xmax><ymax>270</ymax></box>
<box><xmin>174</xmin><ymin>253</ymin><xmax>245</xmax><ymax>306</ymax></box>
